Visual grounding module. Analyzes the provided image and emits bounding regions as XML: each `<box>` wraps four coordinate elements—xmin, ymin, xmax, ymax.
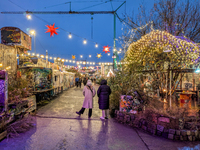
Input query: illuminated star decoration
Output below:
<box><xmin>72</xmin><ymin>55</ymin><xmax>76</xmax><ymax>59</ymax></box>
<box><xmin>103</xmin><ymin>45</ymin><xmax>110</xmax><ymax>53</ymax></box>
<box><xmin>96</xmin><ymin>53</ymin><xmax>102</xmax><ymax>59</ymax></box>
<box><xmin>45</xmin><ymin>23</ymin><xmax>59</xmax><ymax>37</ymax></box>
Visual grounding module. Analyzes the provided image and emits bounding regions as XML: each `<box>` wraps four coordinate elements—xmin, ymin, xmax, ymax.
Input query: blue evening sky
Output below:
<box><xmin>0</xmin><ymin>0</ymin><xmax>155</xmax><ymax>65</ymax></box>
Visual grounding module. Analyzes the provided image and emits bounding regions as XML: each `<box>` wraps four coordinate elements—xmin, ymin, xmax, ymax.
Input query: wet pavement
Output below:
<box><xmin>1</xmin><ymin>84</ymin><xmax>200</xmax><ymax>150</ymax></box>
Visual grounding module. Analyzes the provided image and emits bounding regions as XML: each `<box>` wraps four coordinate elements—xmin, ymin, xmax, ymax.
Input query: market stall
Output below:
<box><xmin>18</xmin><ymin>67</ymin><xmax>53</xmax><ymax>102</ymax></box>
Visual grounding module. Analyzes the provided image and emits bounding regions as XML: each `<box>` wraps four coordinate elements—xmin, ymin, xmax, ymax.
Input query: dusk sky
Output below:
<box><xmin>0</xmin><ymin>0</ymin><xmax>155</xmax><ymax>65</ymax></box>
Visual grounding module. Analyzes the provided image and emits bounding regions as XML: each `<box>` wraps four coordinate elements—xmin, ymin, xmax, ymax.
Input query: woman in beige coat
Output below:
<box><xmin>76</xmin><ymin>80</ymin><xmax>96</xmax><ymax>118</ymax></box>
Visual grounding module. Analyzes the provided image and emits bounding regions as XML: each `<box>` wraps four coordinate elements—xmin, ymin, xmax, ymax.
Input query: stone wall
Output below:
<box><xmin>114</xmin><ymin>110</ymin><xmax>200</xmax><ymax>141</ymax></box>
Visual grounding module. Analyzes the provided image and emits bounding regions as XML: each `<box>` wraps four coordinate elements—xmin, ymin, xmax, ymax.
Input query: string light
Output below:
<box><xmin>0</xmin><ymin>63</ymin><xmax>2</xmax><ymax>67</ymax></box>
<box><xmin>28</xmin><ymin>53</ymin><xmax>30</xmax><ymax>55</ymax></box>
<box><xmin>54</xmin><ymin>57</ymin><xmax>56</xmax><ymax>60</ymax></box>
<box><xmin>89</xmin><ymin>55</ymin><xmax>91</xmax><ymax>58</ymax></box>
<box><xmin>68</xmin><ymin>33</ymin><xmax>72</xmax><ymax>39</ymax></box>
<box><xmin>37</xmin><ymin>54</ymin><xmax>39</xmax><ymax>57</ymax></box>
<box><xmin>50</xmin><ymin>57</ymin><xmax>52</xmax><ymax>59</ymax></box>
<box><xmin>26</xmin><ymin>14</ymin><xmax>32</xmax><ymax>20</ymax></box>
<box><xmin>80</xmin><ymin>55</ymin><xmax>83</xmax><ymax>58</ymax></box>
<box><xmin>46</xmin><ymin>56</ymin><xmax>48</xmax><ymax>59</ymax></box>
<box><xmin>83</xmin><ymin>39</ymin><xmax>87</xmax><ymax>44</ymax></box>
<box><xmin>66</xmin><ymin>59</ymin><xmax>68</xmax><ymax>62</ymax></box>
<box><xmin>87</xmin><ymin>62</ymin><xmax>89</xmax><ymax>64</ymax></box>
<box><xmin>125</xmin><ymin>30</ymin><xmax>200</xmax><ymax>67</ymax></box>
<box><xmin>108</xmin><ymin>53</ymin><xmax>110</xmax><ymax>56</ymax></box>
<box><xmin>62</xmin><ymin>59</ymin><xmax>65</xmax><ymax>62</ymax></box>
<box><xmin>95</xmin><ymin>43</ymin><xmax>98</xmax><ymax>48</ymax></box>
<box><xmin>32</xmin><ymin>53</ymin><xmax>35</xmax><ymax>56</ymax></box>
<box><xmin>40</xmin><ymin>55</ymin><xmax>44</xmax><ymax>58</ymax></box>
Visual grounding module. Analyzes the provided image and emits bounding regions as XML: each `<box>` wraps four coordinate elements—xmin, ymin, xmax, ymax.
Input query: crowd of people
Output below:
<box><xmin>75</xmin><ymin>76</ymin><xmax>111</xmax><ymax>120</ymax></box>
<box><xmin>75</xmin><ymin>76</ymin><xmax>96</xmax><ymax>88</ymax></box>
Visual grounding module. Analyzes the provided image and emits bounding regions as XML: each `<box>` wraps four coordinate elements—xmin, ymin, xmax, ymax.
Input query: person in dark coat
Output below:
<box><xmin>83</xmin><ymin>78</ymin><xmax>87</xmax><ymax>86</ymax></box>
<box><xmin>79</xmin><ymin>78</ymin><xmax>82</xmax><ymax>88</ymax></box>
<box><xmin>97</xmin><ymin>79</ymin><xmax>111</xmax><ymax>120</ymax></box>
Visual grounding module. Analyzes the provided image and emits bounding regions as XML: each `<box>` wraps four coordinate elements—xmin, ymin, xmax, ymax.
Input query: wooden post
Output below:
<box><xmin>193</xmin><ymin>73</ymin><xmax>195</xmax><ymax>91</ymax></box>
<box><xmin>180</xmin><ymin>72</ymin><xmax>182</xmax><ymax>90</ymax></box>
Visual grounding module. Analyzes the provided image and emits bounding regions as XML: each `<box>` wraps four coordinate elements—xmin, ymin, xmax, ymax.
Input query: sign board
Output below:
<box><xmin>1</xmin><ymin>27</ymin><xmax>32</xmax><ymax>50</ymax></box>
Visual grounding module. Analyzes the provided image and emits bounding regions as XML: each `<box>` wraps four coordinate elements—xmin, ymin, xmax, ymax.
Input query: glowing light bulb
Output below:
<box><xmin>95</xmin><ymin>43</ymin><xmax>98</xmax><ymax>48</ymax></box>
<box><xmin>37</xmin><ymin>54</ymin><xmax>39</xmax><ymax>57</ymax></box>
<box><xmin>26</xmin><ymin>14</ymin><xmax>31</xmax><ymax>20</ymax></box>
<box><xmin>66</xmin><ymin>59</ymin><xmax>68</xmax><ymax>62</ymax></box>
<box><xmin>108</xmin><ymin>53</ymin><xmax>110</xmax><ymax>56</ymax></box>
<box><xmin>50</xmin><ymin>57</ymin><xmax>52</xmax><ymax>59</ymax></box>
<box><xmin>89</xmin><ymin>55</ymin><xmax>91</xmax><ymax>58</ymax></box>
<box><xmin>83</xmin><ymin>39</ymin><xmax>87</xmax><ymax>44</ymax></box>
<box><xmin>68</xmin><ymin>33</ymin><xmax>72</xmax><ymax>39</ymax></box>
<box><xmin>30</xmin><ymin>30</ymin><xmax>35</xmax><ymax>35</ymax></box>
<box><xmin>80</xmin><ymin>55</ymin><xmax>83</xmax><ymax>58</ymax></box>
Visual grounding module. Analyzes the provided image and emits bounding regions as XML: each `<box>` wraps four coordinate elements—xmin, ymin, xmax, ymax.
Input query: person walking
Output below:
<box><xmin>97</xmin><ymin>79</ymin><xmax>111</xmax><ymax>120</ymax></box>
<box><xmin>83</xmin><ymin>77</ymin><xmax>87</xmax><ymax>86</ymax></box>
<box><xmin>76</xmin><ymin>80</ymin><xmax>96</xmax><ymax>118</ymax></box>
<box><xmin>75</xmin><ymin>77</ymin><xmax>79</xmax><ymax>87</ymax></box>
<box><xmin>79</xmin><ymin>77</ymin><xmax>82</xmax><ymax>88</ymax></box>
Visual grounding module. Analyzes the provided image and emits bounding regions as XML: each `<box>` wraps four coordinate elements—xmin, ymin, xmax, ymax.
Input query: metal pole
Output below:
<box><xmin>34</xmin><ymin>34</ymin><xmax>36</xmax><ymax>54</ymax></box>
<box><xmin>170</xmin><ymin>69</ymin><xmax>172</xmax><ymax>107</ymax></box>
<box><xmin>46</xmin><ymin>50</ymin><xmax>48</xmax><ymax>68</ymax></box>
<box><xmin>113</xmin><ymin>12</ymin><xmax>116</xmax><ymax>70</ymax></box>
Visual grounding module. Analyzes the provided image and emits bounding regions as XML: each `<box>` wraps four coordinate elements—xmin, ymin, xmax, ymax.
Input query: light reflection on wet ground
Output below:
<box><xmin>1</xmin><ymin>85</ymin><xmax>200</xmax><ymax>150</ymax></box>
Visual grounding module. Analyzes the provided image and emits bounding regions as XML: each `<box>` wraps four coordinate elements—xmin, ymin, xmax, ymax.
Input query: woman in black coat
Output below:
<box><xmin>97</xmin><ymin>80</ymin><xmax>111</xmax><ymax>120</ymax></box>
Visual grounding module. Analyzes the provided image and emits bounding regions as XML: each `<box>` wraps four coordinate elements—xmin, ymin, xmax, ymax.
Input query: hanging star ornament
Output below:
<box><xmin>72</xmin><ymin>55</ymin><xmax>76</xmax><ymax>59</ymax></box>
<box><xmin>103</xmin><ymin>45</ymin><xmax>110</xmax><ymax>53</ymax></box>
<box><xmin>96</xmin><ymin>53</ymin><xmax>102</xmax><ymax>59</ymax></box>
<box><xmin>45</xmin><ymin>23</ymin><xmax>59</xmax><ymax>37</ymax></box>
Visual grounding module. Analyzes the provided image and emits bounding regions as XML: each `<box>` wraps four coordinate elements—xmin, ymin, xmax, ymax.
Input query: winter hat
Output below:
<box><xmin>86</xmin><ymin>80</ymin><xmax>92</xmax><ymax>86</ymax></box>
